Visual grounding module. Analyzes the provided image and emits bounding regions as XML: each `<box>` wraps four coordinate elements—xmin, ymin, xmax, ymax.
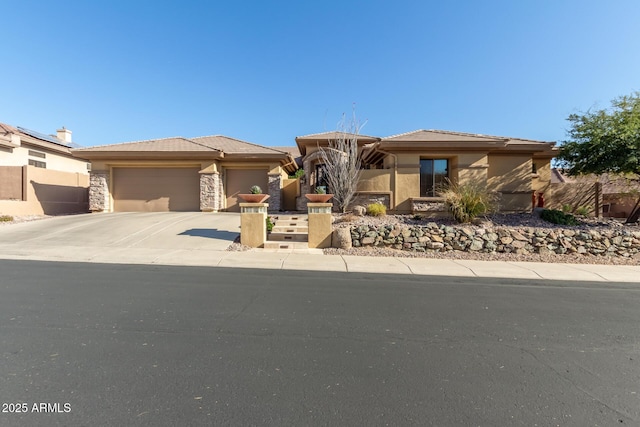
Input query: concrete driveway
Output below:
<box><xmin>0</xmin><ymin>212</ymin><xmax>240</xmax><ymax>263</ymax></box>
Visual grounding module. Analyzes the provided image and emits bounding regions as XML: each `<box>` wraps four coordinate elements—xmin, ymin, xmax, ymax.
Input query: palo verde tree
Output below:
<box><xmin>318</xmin><ymin>109</ymin><xmax>366</xmax><ymax>213</ymax></box>
<box><xmin>556</xmin><ymin>91</ymin><xmax>640</xmax><ymax>222</ymax></box>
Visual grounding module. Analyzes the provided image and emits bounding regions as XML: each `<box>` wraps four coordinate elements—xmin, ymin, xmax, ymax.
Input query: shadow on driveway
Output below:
<box><xmin>179</xmin><ymin>228</ymin><xmax>239</xmax><ymax>241</ymax></box>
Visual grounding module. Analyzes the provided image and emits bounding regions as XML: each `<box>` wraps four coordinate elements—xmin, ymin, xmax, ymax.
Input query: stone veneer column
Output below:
<box><xmin>199</xmin><ymin>172</ymin><xmax>220</xmax><ymax>212</ymax></box>
<box><xmin>296</xmin><ymin>156</ymin><xmax>314</xmax><ymax>211</ymax></box>
<box><xmin>89</xmin><ymin>171</ymin><xmax>110</xmax><ymax>212</ymax></box>
<box><xmin>268</xmin><ymin>173</ymin><xmax>282</xmax><ymax>212</ymax></box>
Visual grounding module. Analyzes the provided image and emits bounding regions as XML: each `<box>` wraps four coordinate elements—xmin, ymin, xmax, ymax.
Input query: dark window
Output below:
<box><xmin>420</xmin><ymin>159</ymin><xmax>448</xmax><ymax>197</ymax></box>
<box><xmin>28</xmin><ymin>159</ymin><xmax>46</xmax><ymax>168</ymax></box>
<box><xmin>532</xmin><ymin>162</ymin><xmax>537</xmax><ymax>174</ymax></box>
<box><xmin>28</xmin><ymin>150</ymin><xmax>46</xmax><ymax>159</ymax></box>
<box><xmin>315</xmin><ymin>163</ymin><xmax>329</xmax><ymax>192</ymax></box>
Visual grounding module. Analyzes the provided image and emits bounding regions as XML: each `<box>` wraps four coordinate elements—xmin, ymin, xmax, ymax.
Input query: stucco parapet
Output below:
<box><xmin>410</xmin><ymin>197</ymin><xmax>446</xmax><ymax>214</ymax></box>
<box><xmin>350</xmin><ymin>192</ymin><xmax>392</xmax><ymax>210</ymax></box>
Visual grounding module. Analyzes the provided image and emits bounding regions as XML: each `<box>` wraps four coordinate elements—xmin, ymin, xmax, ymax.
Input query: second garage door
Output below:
<box><xmin>225</xmin><ymin>169</ymin><xmax>268</xmax><ymax>212</ymax></box>
<box><xmin>113</xmin><ymin>167</ymin><xmax>200</xmax><ymax>212</ymax></box>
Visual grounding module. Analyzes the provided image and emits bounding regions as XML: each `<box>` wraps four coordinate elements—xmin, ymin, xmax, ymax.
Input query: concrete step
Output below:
<box><xmin>272</xmin><ymin>225</ymin><xmax>309</xmax><ymax>233</ymax></box>
<box><xmin>264</xmin><ymin>241</ymin><xmax>309</xmax><ymax>250</ymax></box>
<box><xmin>274</xmin><ymin>223</ymin><xmax>307</xmax><ymax>229</ymax></box>
<box><xmin>274</xmin><ymin>217</ymin><xmax>308</xmax><ymax>223</ymax></box>
<box><xmin>273</xmin><ymin>215</ymin><xmax>308</xmax><ymax>221</ymax></box>
<box><xmin>268</xmin><ymin>232</ymin><xmax>308</xmax><ymax>242</ymax></box>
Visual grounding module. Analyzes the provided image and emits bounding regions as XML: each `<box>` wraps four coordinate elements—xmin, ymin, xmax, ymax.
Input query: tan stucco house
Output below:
<box><xmin>0</xmin><ymin>123</ymin><xmax>90</xmax><ymax>215</ymax></box>
<box><xmin>73</xmin><ymin>135</ymin><xmax>297</xmax><ymax>213</ymax></box>
<box><xmin>295</xmin><ymin>129</ymin><xmax>557</xmax><ymax>213</ymax></box>
<box><xmin>74</xmin><ymin>128</ymin><xmax>556</xmax><ymax>214</ymax></box>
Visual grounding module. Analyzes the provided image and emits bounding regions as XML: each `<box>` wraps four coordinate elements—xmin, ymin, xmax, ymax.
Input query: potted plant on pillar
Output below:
<box><xmin>305</xmin><ymin>185</ymin><xmax>334</xmax><ymax>203</ymax></box>
<box><xmin>239</xmin><ymin>185</ymin><xmax>271</xmax><ymax>203</ymax></box>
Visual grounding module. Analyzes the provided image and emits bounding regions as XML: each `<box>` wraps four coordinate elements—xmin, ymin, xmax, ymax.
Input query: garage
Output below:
<box><xmin>225</xmin><ymin>169</ymin><xmax>268</xmax><ymax>212</ymax></box>
<box><xmin>113</xmin><ymin>167</ymin><xmax>200</xmax><ymax>212</ymax></box>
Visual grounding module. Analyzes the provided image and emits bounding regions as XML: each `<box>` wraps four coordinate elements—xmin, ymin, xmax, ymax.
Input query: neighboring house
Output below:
<box><xmin>549</xmin><ymin>168</ymin><xmax>639</xmax><ymax>218</ymax></box>
<box><xmin>295</xmin><ymin>130</ymin><xmax>557</xmax><ymax>213</ymax></box>
<box><xmin>73</xmin><ymin>136</ymin><xmax>297</xmax><ymax>213</ymax></box>
<box><xmin>0</xmin><ymin>123</ymin><xmax>90</xmax><ymax>215</ymax></box>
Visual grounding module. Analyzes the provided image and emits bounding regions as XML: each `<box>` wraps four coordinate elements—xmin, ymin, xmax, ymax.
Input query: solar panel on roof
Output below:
<box><xmin>17</xmin><ymin>126</ymin><xmax>69</xmax><ymax>146</ymax></box>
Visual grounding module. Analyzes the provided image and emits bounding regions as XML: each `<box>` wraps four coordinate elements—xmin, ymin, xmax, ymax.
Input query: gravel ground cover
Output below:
<box><xmin>0</xmin><ymin>214</ymin><xmax>52</xmax><ymax>226</ymax></box>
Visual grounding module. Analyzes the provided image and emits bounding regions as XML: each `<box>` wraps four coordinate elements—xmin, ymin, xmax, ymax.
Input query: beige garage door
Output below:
<box><xmin>225</xmin><ymin>169</ymin><xmax>268</xmax><ymax>212</ymax></box>
<box><xmin>113</xmin><ymin>168</ymin><xmax>200</xmax><ymax>212</ymax></box>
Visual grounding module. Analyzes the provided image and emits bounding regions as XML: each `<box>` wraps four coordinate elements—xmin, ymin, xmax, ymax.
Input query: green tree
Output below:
<box><xmin>557</xmin><ymin>92</ymin><xmax>640</xmax><ymax>222</ymax></box>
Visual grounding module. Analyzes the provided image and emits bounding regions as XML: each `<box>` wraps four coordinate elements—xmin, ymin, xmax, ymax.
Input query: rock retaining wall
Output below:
<box><xmin>348</xmin><ymin>223</ymin><xmax>640</xmax><ymax>258</ymax></box>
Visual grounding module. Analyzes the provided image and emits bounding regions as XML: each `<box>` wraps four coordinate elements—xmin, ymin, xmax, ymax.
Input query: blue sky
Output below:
<box><xmin>2</xmin><ymin>1</ymin><xmax>639</xmax><ymax>148</ymax></box>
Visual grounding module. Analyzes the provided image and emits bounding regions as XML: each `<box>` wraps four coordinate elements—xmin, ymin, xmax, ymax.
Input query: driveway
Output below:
<box><xmin>0</xmin><ymin>212</ymin><xmax>240</xmax><ymax>263</ymax></box>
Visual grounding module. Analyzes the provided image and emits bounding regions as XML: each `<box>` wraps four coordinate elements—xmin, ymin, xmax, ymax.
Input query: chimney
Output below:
<box><xmin>56</xmin><ymin>127</ymin><xmax>72</xmax><ymax>143</ymax></box>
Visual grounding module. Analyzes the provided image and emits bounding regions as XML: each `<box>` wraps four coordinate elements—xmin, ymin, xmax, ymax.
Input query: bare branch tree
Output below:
<box><xmin>318</xmin><ymin>109</ymin><xmax>366</xmax><ymax>213</ymax></box>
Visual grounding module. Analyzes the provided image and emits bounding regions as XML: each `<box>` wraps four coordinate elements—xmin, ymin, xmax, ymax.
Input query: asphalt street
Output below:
<box><xmin>0</xmin><ymin>260</ymin><xmax>639</xmax><ymax>426</ymax></box>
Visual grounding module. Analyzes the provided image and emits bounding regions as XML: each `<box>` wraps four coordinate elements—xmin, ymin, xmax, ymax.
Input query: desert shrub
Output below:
<box><xmin>562</xmin><ymin>204</ymin><xmax>572</xmax><ymax>213</ymax></box>
<box><xmin>439</xmin><ymin>181</ymin><xmax>497</xmax><ymax>223</ymax></box>
<box><xmin>366</xmin><ymin>203</ymin><xmax>386</xmax><ymax>216</ymax></box>
<box><xmin>0</xmin><ymin>215</ymin><xmax>13</xmax><ymax>222</ymax></box>
<box><xmin>541</xmin><ymin>208</ymin><xmax>580</xmax><ymax>226</ymax></box>
<box><xmin>288</xmin><ymin>169</ymin><xmax>304</xmax><ymax>179</ymax></box>
<box><xmin>250</xmin><ymin>185</ymin><xmax>262</xmax><ymax>194</ymax></box>
<box><xmin>575</xmin><ymin>206</ymin><xmax>590</xmax><ymax>216</ymax></box>
<box><xmin>266</xmin><ymin>216</ymin><xmax>274</xmax><ymax>232</ymax></box>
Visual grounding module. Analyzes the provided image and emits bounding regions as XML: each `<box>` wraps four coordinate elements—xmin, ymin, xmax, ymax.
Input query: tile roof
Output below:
<box><xmin>295</xmin><ymin>131</ymin><xmax>380</xmax><ymax>141</ymax></box>
<box><xmin>74</xmin><ymin>137</ymin><xmax>221</xmax><ymax>153</ymax></box>
<box><xmin>191</xmin><ymin>135</ymin><xmax>286</xmax><ymax>155</ymax></box>
<box><xmin>271</xmin><ymin>146</ymin><xmax>301</xmax><ymax>157</ymax></box>
<box><xmin>383</xmin><ymin>129</ymin><xmax>507</xmax><ymax>142</ymax></box>
<box><xmin>0</xmin><ymin>122</ymin><xmax>19</xmax><ymax>135</ymax></box>
<box><xmin>382</xmin><ymin>129</ymin><xmax>553</xmax><ymax>145</ymax></box>
<box><xmin>551</xmin><ymin>168</ymin><xmax>574</xmax><ymax>183</ymax></box>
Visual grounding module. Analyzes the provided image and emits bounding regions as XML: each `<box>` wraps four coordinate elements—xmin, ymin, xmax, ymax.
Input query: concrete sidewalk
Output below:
<box><xmin>0</xmin><ymin>244</ymin><xmax>638</xmax><ymax>283</ymax></box>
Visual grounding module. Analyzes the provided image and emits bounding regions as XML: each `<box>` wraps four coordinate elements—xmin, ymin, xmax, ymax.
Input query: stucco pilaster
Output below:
<box><xmin>218</xmin><ymin>171</ymin><xmax>225</xmax><ymax>210</ymax></box>
<box><xmin>89</xmin><ymin>171</ymin><xmax>110</xmax><ymax>212</ymax></box>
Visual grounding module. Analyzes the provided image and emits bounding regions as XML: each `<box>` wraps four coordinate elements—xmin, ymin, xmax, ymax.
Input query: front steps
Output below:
<box><xmin>264</xmin><ymin>214</ymin><xmax>309</xmax><ymax>250</ymax></box>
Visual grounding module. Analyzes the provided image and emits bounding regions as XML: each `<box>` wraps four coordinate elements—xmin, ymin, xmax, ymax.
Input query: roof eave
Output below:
<box><xmin>377</xmin><ymin>141</ymin><xmax>508</xmax><ymax>150</ymax></box>
<box><xmin>295</xmin><ymin>136</ymin><xmax>381</xmax><ymax>157</ymax></box>
<box><xmin>0</xmin><ymin>137</ymin><xmax>17</xmax><ymax>149</ymax></box>
<box><xmin>20</xmin><ymin>136</ymin><xmax>74</xmax><ymax>155</ymax></box>
<box><xmin>223</xmin><ymin>152</ymin><xmax>289</xmax><ymax>161</ymax></box>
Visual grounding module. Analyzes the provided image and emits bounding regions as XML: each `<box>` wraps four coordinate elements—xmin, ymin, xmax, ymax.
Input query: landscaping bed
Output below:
<box><xmin>0</xmin><ymin>214</ymin><xmax>52</xmax><ymax>226</ymax></box>
<box><xmin>325</xmin><ymin>213</ymin><xmax>640</xmax><ymax>265</ymax></box>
